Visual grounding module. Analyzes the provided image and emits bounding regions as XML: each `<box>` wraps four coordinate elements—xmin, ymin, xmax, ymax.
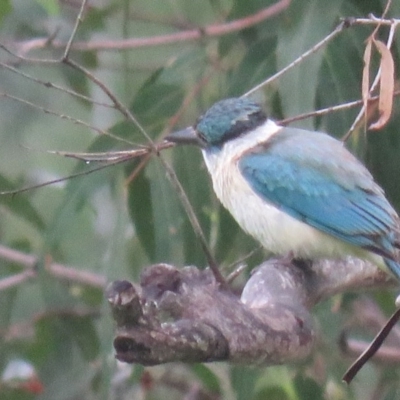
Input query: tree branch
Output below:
<box><xmin>107</xmin><ymin>257</ymin><xmax>394</xmax><ymax>366</ymax></box>
<box><xmin>5</xmin><ymin>0</ymin><xmax>290</xmax><ymax>54</ymax></box>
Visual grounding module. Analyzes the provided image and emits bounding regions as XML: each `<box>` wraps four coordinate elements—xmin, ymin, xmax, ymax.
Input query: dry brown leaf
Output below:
<box><xmin>362</xmin><ymin>38</ymin><xmax>372</xmax><ymax>128</ymax></box>
<box><xmin>369</xmin><ymin>39</ymin><xmax>395</xmax><ymax>130</ymax></box>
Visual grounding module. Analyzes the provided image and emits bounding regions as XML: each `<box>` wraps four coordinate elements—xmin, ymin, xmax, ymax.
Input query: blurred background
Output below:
<box><xmin>0</xmin><ymin>0</ymin><xmax>400</xmax><ymax>399</ymax></box>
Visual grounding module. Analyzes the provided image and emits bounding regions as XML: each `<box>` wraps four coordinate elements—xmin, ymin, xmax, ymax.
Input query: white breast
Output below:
<box><xmin>202</xmin><ymin>120</ymin><xmax>373</xmax><ymax>261</ymax></box>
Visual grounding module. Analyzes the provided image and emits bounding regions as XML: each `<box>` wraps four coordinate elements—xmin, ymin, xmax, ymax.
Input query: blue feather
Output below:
<box><xmin>239</xmin><ymin>128</ymin><xmax>399</xmax><ymax>266</ymax></box>
<box><xmin>385</xmin><ymin>259</ymin><xmax>400</xmax><ymax>279</ymax></box>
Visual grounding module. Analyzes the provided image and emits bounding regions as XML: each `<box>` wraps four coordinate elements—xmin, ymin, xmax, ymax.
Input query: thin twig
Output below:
<box><xmin>161</xmin><ymin>73</ymin><xmax>214</xmax><ymax>137</ymax></box>
<box><xmin>161</xmin><ymin>159</ymin><xmax>227</xmax><ymax>287</ymax></box>
<box><xmin>226</xmin><ymin>264</ymin><xmax>248</xmax><ymax>283</ymax></box>
<box><xmin>343</xmin><ymin>307</ymin><xmax>400</xmax><ymax>384</ymax></box>
<box><xmin>125</xmin><ymin>72</ymin><xmax>213</xmax><ymax>185</ymax></box>
<box><xmin>226</xmin><ymin>246</ymin><xmax>262</xmax><ymax>274</ymax></box>
<box><xmin>278</xmin><ymin>89</ymin><xmax>400</xmax><ymax>126</ymax></box>
<box><xmin>346</xmin><ymin>16</ymin><xmax>400</xmax><ymax>26</ymax></box>
<box><xmin>243</xmin><ymin>20</ymin><xmax>348</xmax><ymax>97</ymax></box>
<box><xmin>0</xmin><ymin>142</ymin><xmax>172</xmax><ymax>193</ymax></box>
<box><xmin>342</xmin><ymin>338</ymin><xmax>400</xmax><ymax>364</ymax></box>
<box><xmin>63</xmin><ymin>58</ymin><xmax>153</xmax><ymax>144</ymax></box>
<box><xmin>0</xmin><ymin>245</ymin><xmax>36</xmax><ymax>266</ymax></box>
<box><xmin>0</xmin><ymin>61</ymin><xmax>114</xmax><ymax>108</ymax></box>
<box><xmin>62</xmin><ymin>0</ymin><xmax>89</xmax><ymax>59</ymax></box>
<box><xmin>0</xmin><ymin>92</ymin><xmax>128</xmax><ymax>143</ymax></box>
<box><xmin>370</xmin><ymin>0</ymin><xmax>393</xmax><ymax>38</ymax></box>
<box><xmin>0</xmin><ymin>270</ymin><xmax>36</xmax><ymax>291</ymax></box>
<box><xmin>0</xmin><ymin>156</ymin><xmax>132</xmax><ymax>195</ymax></box>
<box><xmin>0</xmin><ymin>42</ymin><xmax>59</xmax><ymax>64</ymax></box>
<box><xmin>0</xmin><ymin>244</ymin><xmax>106</xmax><ymax>289</ymax></box>
<box><xmin>46</xmin><ymin>263</ymin><xmax>106</xmax><ymax>288</ymax></box>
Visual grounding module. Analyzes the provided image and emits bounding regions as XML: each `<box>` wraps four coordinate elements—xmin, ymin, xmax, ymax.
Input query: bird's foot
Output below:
<box><xmin>279</xmin><ymin>251</ymin><xmax>295</xmax><ymax>266</ymax></box>
<box><xmin>279</xmin><ymin>252</ymin><xmax>312</xmax><ymax>270</ymax></box>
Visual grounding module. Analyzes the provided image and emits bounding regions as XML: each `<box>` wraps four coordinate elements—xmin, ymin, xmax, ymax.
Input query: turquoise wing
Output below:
<box><xmin>239</xmin><ymin>128</ymin><xmax>399</xmax><ymax>265</ymax></box>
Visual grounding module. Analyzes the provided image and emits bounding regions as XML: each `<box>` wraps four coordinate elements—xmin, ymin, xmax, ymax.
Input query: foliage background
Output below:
<box><xmin>0</xmin><ymin>0</ymin><xmax>400</xmax><ymax>399</ymax></box>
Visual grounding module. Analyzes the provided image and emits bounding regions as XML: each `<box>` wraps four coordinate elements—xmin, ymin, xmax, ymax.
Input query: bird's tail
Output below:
<box><xmin>384</xmin><ymin>258</ymin><xmax>400</xmax><ymax>281</ymax></box>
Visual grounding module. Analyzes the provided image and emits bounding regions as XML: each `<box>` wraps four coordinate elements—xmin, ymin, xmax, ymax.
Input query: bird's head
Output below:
<box><xmin>166</xmin><ymin>98</ymin><xmax>267</xmax><ymax>149</ymax></box>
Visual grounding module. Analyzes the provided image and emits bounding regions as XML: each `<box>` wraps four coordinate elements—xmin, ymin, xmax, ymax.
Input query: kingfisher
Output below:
<box><xmin>166</xmin><ymin>97</ymin><xmax>400</xmax><ymax>281</ymax></box>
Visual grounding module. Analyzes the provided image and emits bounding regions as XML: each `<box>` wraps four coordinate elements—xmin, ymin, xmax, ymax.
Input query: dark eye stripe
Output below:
<box><xmin>215</xmin><ymin>110</ymin><xmax>266</xmax><ymax>145</ymax></box>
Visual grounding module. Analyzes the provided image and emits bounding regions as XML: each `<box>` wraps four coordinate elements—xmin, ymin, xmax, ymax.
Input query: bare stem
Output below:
<box><xmin>0</xmin><ymin>92</ymin><xmax>123</xmax><ymax>141</ymax></box>
<box><xmin>279</xmin><ymin>89</ymin><xmax>400</xmax><ymax>127</ymax></box>
<box><xmin>0</xmin><ymin>244</ymin><xmax>106</xmax><ymax>289</ymax></box>
<box><xmin>243</xmin><ymin>20</ymin><xmax>348</xmax><ymax>97</ymax></box>
<box><xmin>0</xmin><ymin>61</ymin><xmax>114</xmax><ymax>108</ymax></box>
<box><xmin>62</xmin><ymin>0</ymin><xmax>89</xmax><ymax>59</ymax></box>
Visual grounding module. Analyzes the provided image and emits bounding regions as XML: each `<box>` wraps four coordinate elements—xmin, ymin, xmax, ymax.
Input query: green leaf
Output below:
<box><xmin>33</xmin><ymin>317</ymin><xmax>97</xmax><ymax>398</ymax></box>
<box><xmin>145</xmin><ymin>159</ymin><xmax>185</xmax><ymax>263</ymax></box>
<box><xmin>43</xmin><ymin>165</ymin><xmax>115</xmax><ymax>250</ymax></box>
<box><xmin>254</xmin><ymin>387</ymin><xmax>290</xmax><ymax>400</ymax></box>
<box><xmin>276</xmin><ymin>0</ymin><xmax>344</xmax><ymax>129</ymax></box>
<box><xmin>315</xmin><ymin>2</ymin><xmax>369</xmax><ymax>139</ymax></box>
<box><xmin>214</xmin><ymin>205</ymin><xmax>240</xmax><ymax>264</ymax></box>
<box><xmin>294</xmin><ymin>375</ymin><xmax>324</xmax><ymax>400</ymax></box>
<box><xmin>0</xmin><ymin>174</ymin><xmax>45</xmax><ymax>230</ymax></box>
<box><xmin>254</xmin><ymin>366</ymin><xmax>297</xmax><ymax>400</ymax></box>
<box><xmin>82</xmin><ymin>6</ymin><xmax>107</xmax><ymax>32</ymax></box>
<box><xmin>35</xmin><ymin>0</ymin><xmax>59</xmax><ymax>15</ymax></box>
<box><xmin>231</xmin><ymin>366</ymin><xmax>260</xmax><ymax>400</ymax></box>
<box><xmin>366</xmin><ymin>108</ymin><xmax>400</xmax><ymax>211</ymax></box>
<box><xmin>191</xmin><ymin>364</ymin><xmax>221</xmax><ymax>394</ymax></box>
<box><xmin>0</xmin><ymin>286</ymin><xmax>17</xmax><ymax>330</ymax></box>
<box><xmin>130</xmin><ymin>67</ymin><xmax>185</xmax><ymax>137</ymax></box>
<box><xmin>62</xmin><ymin>56</ymin><xmax>91</xmax><ymax>101</ymax></box>
<box><xmin>126</xmin><ymin>163</ymin><xmax>156</xmax><ymax>260</ymax></box>
<box><xmin>0</xmin><ymin>0</ymin><xmax>11</xmax><ymax>24</ymax></box>
<box><xmin>42</xmin><ymin>121</ymin><xmax>135</xmax><ymax>251</ymax></box>
<box><xmin>228</xmin><ymin>36</ymin><xmax>277</xmax><ymax>97</ymax></box>
<box><xmin>173</xmin><ymin>147</ymin><xmax>211</xmax><ymax>266</ymax></box>
<box><xmin>62</xmin><ymin>316</ymin><xmax>100</xmax><ymax>361</ymax></box>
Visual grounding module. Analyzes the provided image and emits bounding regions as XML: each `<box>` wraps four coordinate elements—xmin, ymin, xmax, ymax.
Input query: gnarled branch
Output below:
<box><xmin>107</xmin><ymin>257</ymin><xmax>394</xmax><ymax>366</ymax></box>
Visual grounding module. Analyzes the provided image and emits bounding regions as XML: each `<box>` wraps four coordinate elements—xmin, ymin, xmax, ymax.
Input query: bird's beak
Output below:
<box><xmin>165</xmin><ymin>127</ymin><xmax>205</xmax><ymax>148</ymax></box>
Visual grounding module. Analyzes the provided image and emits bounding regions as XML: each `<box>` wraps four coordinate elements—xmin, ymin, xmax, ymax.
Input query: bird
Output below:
<box><xmin>165</xmin><ymin>97</ymin><xmax>400</xmax><ymax>281</ymax></box>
